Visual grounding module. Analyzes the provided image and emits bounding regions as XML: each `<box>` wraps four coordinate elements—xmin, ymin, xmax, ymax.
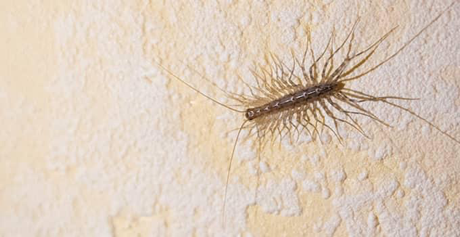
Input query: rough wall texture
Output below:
<box><xmin>0</xmin><ymin>0</ymin><xmax>459</xmax><ymax>236</ymax></box>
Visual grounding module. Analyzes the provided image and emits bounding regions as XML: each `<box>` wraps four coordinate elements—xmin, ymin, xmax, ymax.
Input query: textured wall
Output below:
<box><xmin>1</xmin><ymin>0</ymin><xmax>459</xmax><ymax>236</ymax></box>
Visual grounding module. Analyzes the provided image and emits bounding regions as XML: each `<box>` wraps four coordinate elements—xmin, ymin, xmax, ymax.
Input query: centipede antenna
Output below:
<box><xmin>180</xmin><ymin>59</ymin><xmax>246</xmax><ymax>102</ymax></box>
<box><xmin>152</xmin><ymin>59</ymin><xmax>245</xmax><ymax>113</ymax></box>
<box><xmin>222</xmin><ymin>120</ymin><xmax>249</xmax><ymax>227</ymax></box>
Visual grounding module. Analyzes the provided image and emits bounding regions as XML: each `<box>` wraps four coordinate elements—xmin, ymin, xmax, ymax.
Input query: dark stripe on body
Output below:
<box><xmin>245</xmin><ymin>83</ymin><xmax>339</xmax><ymax>120</ymax></box>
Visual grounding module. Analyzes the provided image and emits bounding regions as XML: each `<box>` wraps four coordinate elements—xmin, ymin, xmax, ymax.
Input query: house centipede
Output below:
<box><xmin>153</xmin><ymin>1</ymin><xmax>459</xmax><ymax>225</ymax></box>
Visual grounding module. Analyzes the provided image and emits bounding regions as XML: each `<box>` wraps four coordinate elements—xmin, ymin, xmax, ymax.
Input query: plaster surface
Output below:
<box><xmin>0</xmin><ymin>0</ymin><xmax>459</xmax><ymax>236</ymax></box>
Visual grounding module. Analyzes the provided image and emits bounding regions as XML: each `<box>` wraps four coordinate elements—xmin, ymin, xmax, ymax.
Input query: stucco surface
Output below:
<box><xmin>0</xmin><ymin>0</ymin><xmax>459</xmax><ymax>236</ymax></box>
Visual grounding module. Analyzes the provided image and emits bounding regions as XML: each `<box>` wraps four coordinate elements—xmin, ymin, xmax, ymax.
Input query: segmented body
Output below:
<box><xmin>153</xmin><ymin>1</ymin><xmax>459</xmax><ymax>225</ymax></box>
<box><xmin>245</xmin><ymin>83</ymin><xmax>342</xmax><ymax>121</ymax></box>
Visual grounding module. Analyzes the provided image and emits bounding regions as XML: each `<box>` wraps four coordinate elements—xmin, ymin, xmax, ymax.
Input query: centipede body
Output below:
<box><xmin>245</xmin><ymin>83</ymin><xmax>343</xmax><ymax>121</ymax></box>
<box><xmin>152</xmin><ymin>0</ymin><xmax>459</xmax><ymax>228</ymax></box>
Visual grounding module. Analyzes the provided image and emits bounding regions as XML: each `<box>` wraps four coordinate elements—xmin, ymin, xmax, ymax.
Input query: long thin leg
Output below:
<box><xmin>335</xmin><ymin>93</ymin><xmax>391</xmax><ymax>127</ymax></box>
<box><xmin>326</xmin><ymin>97</ymin><xmax>371</xmax><ymax>138</ymax></box>
<box><xmin>377</xmin><ymin>99</ymin><xmax>460</xmax><ymax>145</ymax></box>
<box><xmin>341</xmin><ymin>2</ymin><xmax>456</xmax><ymax>83</ymax></box>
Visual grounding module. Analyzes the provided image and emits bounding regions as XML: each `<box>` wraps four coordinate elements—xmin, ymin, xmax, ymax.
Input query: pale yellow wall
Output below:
<box><xmin>1</xmin><ymin>0</ymin><xmax>459</xmax><ymax>236</ymax></box>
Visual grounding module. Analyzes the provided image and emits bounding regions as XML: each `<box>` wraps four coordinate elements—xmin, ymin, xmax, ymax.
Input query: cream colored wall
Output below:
<box><xmin>1</xmin><ymin>0</ymin><xmax>459</xmax><ymax>236</ymax></box>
